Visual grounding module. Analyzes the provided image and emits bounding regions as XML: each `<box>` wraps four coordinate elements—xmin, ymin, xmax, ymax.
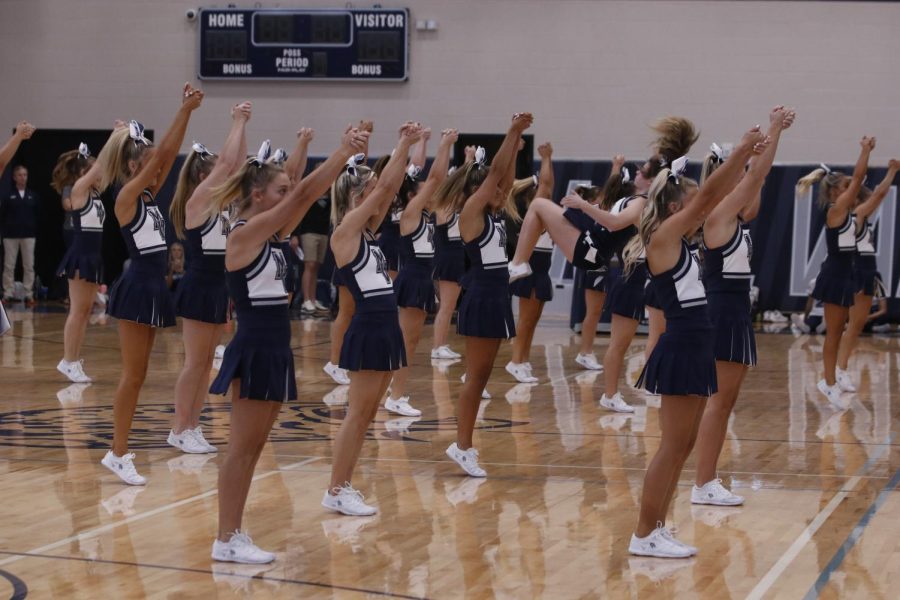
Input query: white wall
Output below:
<box><xmin>1</xmin><ymin>0</ymin><xmax>898</xmax><ymax>164</ymax></box>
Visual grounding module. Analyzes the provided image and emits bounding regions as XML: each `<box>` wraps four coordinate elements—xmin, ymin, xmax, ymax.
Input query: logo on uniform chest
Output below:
<box><xmin>271</xmin><ymin>248</ymin><xmax>287</xmax><ymax>281</ymax></box>
<box><xmin>496</xmin><ymin>220</ymin><xmax>507</xmax><ymax>249</ymax></box>
<box><xmin>372</xmin><ymin>246</ymin><xmax>391</xmax><ymax>284</ymax></box>
<box><xmin>147</xmin><ymin>206</ymin><xmax>166</xmax><ymax>240</ymax></box>
<box><xmin>94</xmin><ymin>200</ymin><xmax>106</xmax><ymax>225</ymax></box>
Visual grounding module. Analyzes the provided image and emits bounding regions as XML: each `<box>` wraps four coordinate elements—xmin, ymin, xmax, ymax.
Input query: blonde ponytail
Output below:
<box><xmin>330</xmin><ymin>165</ymin><xmax>374</xmax><ymax>227</ymax></box>
<box><xmin>797</xmin><ymin>168</ymin><xmax>845</xmax><ymax>209</ymax></box>
<box><xmin>208</xmin><ymin>161</ymin><xmax>283</xmax><ymax>225</ymax></box>
<box><xmin>170</xmin><ymin>150</ymin><xmax>216</xmax><ymax>239</ymax></box>
<box><xmin>97</xmin><ymin>127</ymin><xmax>151</xmax><ymax>192</ymax></box>
<box><xmin>433</xmin><ymin>161</ymin><xmax>490</xmax><ymax>216</ymax></box>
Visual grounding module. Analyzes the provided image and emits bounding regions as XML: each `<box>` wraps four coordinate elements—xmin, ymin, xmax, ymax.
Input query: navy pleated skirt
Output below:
<box><xmin>395</xmin><ymin>263</ymin><xmax>437</xmax><ymax>311</ymax></box>
<box><xmin>855</xmin><ymin>257</ymin><xmax>884</xmax><ymax>297</ymax></box>
<box><xmin>107</xmin><ymin>256</ymin><xmax>175</xmax><ymax>328</ymax></box>
<box><xmin>707</xmin><ymin>292</ymin><xmax>756</xmax><ymax>366</ymax></box>
<box><xmin>637</xmin><ymin>323</ymin><xmax>717</xmax><ymax>397</ymax></box>
<box><xmin>339</xmin><ymin>310</ymin><xmax>407</xmax><ymax>372</ymax></box>
<box><xmin>174</xmin><ymin>268</ymin><xmax>229</xmax><ymax>324</ymax></box>
<box><xmin>606</xmin><ymin>266</ymin><xmax>647</xmax><ymax>321</ymax></box>
<box><xmin>209</xmin><ymin>306</ymin><xmax>296</xmax><ymax>402</ymax></box>
<box><xmin>812</xmin><ymin>255</ymin><xmax>856</xmax><ymax>307</ymax></box>
<box><xmin>57</xmin><ymin>236</ymin><xmax>103</xmax><ymax>283</ymax></box>
<box><xmin>433</xmin><ymin>245</ymin><xmax>465</xmax><ymax>283</ymax></box>
<box><xmin>583</xmin><ymin>266</ymin><xmax>609</xmax><ymax>293</ymax></box>
<box><xmin>378</xmin><ymin>227</ymin><xmax>401</xmax><ymax>272</ymax></box>
<box><xmin>457</xmin><ymin>280</ymin><xmax>516</xmax><ymax>339</ymax></box>
<box><xmin>510</xmin><ymin>252</ymin><xmax>552</xmax><ymax>301</ymax></box>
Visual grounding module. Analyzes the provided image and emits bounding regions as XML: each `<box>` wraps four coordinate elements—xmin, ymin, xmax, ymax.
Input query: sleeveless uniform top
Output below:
<box><xmin>463</xmin><ymin>212</ymin><xmax>509</xmax><ymax>286</ymax></box>
<box><xmin>855</xmin><ymin>217</ymin><xmax>876</xmax><ymax>269</ymax></box>
<box><xmin>338</xmin><ymin>231</ymin><xmax>397</xmax><ymax>313</ymax></box>
<box><xmin>607</xmin><ymin>195</ymin><xmax>644</xmax><ymax>258</ymax></box>
<box><xmin>434</xmin><ymin>212</ymin><xmax>462</xmax><ymax>250</ymax></box>
<box><xmin>69</xmin><ymin>189</ymin><xmax>106</xmax><ymax>250</ymax></box>
<box><xmin>121</xmin><ymin>189</ymin><xmax>167</xmax><ymax>271</ymax></box>
<box><xmin>702</xmin><ymin>221</ymin><xmax>753</xmax><ymax>294</ymax></box>
<box><xmin>647</xmin><ymin>240</ymin><xmax>709</xmax><ymax>329</ymax></box>
<box><xmin>399</xmin><ymin>210</ymin><xmax>435</xmax><ymax>269</ymax></box>
<box><xmin>225</xmin><ymin>222</ymin><xmax>288</xmax><ymax>312</ymax></box>
<box><xmin>184</xmin><ymin>211</ymin><xmax>228</xmax><ymax>272</ymax></box>
<box><xmin>534</xmin><ymin>231</ymin><xmax>554</xmax><ymax>254</ymax></box>
<box><xmin>825</xmin><ymin>210</ymin><xmax>857</xmax><ymax>257</ymax></box>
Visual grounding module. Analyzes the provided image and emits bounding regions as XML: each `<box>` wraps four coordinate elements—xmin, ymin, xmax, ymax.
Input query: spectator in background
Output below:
<box><xmin>299</xmin><ymin>185</ymin><xmax>331</xmax><ymax>314</ymax></box>
<box><xmin>167</xmin><ymin>241</ymin><xmax>186</xmax><ymax>292</ymax></box>
<box><xmin>1</xmin><ymin>165</ymin><xmax>40</xmax><ymax>306</ymax></box>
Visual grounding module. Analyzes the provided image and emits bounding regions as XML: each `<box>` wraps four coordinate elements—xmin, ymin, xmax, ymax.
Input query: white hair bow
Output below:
<box><xmin>473</xmin><ymin>146</ymin><xmax>486</xmax><ymax>168</ymax></box>
<box><xmin>346</xmin><ymin>153</ymin><xmax>366</xmax><ymax>176</ymax></box>
<box><xmin>667</xmin><ymin>156</ymin><xmax>689</xmax><ymax>184</ymax></box>
<box><xmin>406</xmin><ymin>163</ymin><xmax>422</xmax><ymax>181</ymax></box>
<box><xmin>192</xmin><ymin>141</ymin><xmax>214</xmax><ymax>159</ymax></box>
<box><xmin>78</xmin><ymin>142</ymin><xmax>91</xmax><ymax>159</ymax></box>
<box><xmin>128</xmin><ymin>120</ymin><xmax>151</xmax><ymax>146</ymax></box>
<box><xmin>269</xmin><ymin>148</ymin><xmax>288</xmax><ymax>165</ymax></box>
<box><xmin>621</xmin><ymin>166</ymin><xmax>631</xmax><ymax>184</ymax></box>
<box><xmin>249</xmin><ymin>140</ymin><xmax>271</xmax><ymax>167</ymax></box>
<box><xmin>709</xmin><ymin>143</ymin><xmax>727</xmax><ymax>164</ymax></box>
<box><xmin>532</xmin><ymin>174</ymin><xmax>539</xmax><ymax>187</ymax></box>
<box><xmin>819</xmin><ymin>163</ymin><xmax>832</xmax><ymax>175</ymax></box>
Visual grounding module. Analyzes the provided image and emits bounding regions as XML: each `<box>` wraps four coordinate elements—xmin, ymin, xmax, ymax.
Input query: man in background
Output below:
<box><xmin>1</xmin><ymin>165</ymin><xmax>40</xmax><ymax>306</ymax></box>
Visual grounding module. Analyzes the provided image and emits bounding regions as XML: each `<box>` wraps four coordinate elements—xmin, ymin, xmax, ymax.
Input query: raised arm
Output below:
<box><xmin>854</xmin><ymin>159</ymin><xmax>898</xmax><ymax>221</ymax></box>
<box><xmin>460</xmin><ymin>113</ymin><xmax>533</xmax><ymax>239</ymax></box>
<box><xmin>410</xmin><ymin>127</ymin><xmax>430</xmax><ymax>171</ymax></box>
<box><xmin>71</xmin><ymin>122</ymin><xmax>126</xmax><ymax>209</ymax></box>
<box><xmin>706</xmin><ymin>107</ymin><xmax>795</xmax><ymax>244</ymax></box>
<box><xmin>400</xmin><ymin>128</ymin><xmax>457</xmax><ymax>234</ymax></box>
<box><xmin>0</xmin><ymin>122</ymin><xmax>35</xmax><ymax>173</ymax></box>
<box><xmin>829</xmin><ymin>137</ymin><xmax>874</xmax><ymax>227</ymax></box>
<box><xmin>535</xmin><ymin>142</ymin><xmax>554</xmax><ymax>199</ymax></box>
<box><xmin>560</xmin><ymin>192</ymin><xmax>642</xmax><ymax>231</ymax></box>
<box><xmin>284</xmin><ymin>127</ymin><xmax>314</xmax><ymax>185</ymax></box>
<box><xmin>117</xmin><ymin>84</ymin><xmax>204</xmax><ymax>217</ymax></box>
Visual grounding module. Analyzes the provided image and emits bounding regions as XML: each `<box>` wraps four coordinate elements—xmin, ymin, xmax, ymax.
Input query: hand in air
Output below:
<box><xmin>464</xmin><ymin>145</ymin><xmax>477</xmax><ymax>162</ymax></box>
<box><xmin>889</xmin><ymin>159</ymin><xmax>900</xmax><ymax>170</ymax></box>
<box><xmin>232</xmin><ymin>101</ymin><xmax>252</xmax><ymax>122</ymax></box>
<box><xmin>611</xmin><ymin>154</ymin><xmax>625</xmax><ymax>171</ymax></box>
<box><xmin>538</xmin><ymin>142</ymin><xmax>554</xmax><ymax>159</ymax></box>
<box><xmin>182</xmin><ymin>83</ymin><xmax>204</xmax><ymax>110</ymax></box>
<box><xmin>860</xmin><ymin>136</ymin><xmax>876</xmax><ymax>151</ymax></box>
<box><xmin>113</xmin><ymin>119</ymin><xmax>127</xmax><ymax>130</ymax></box>
<box><xmin>341</xmin><ymin>125</ymin><xmax>370</xmax><ymax>154</ymax></box>
<box><xmin>358</xmin><ymin>120</ymin><xmax>374</xmax><ymax>133</ymax></box>
<box><xmin>297</xmin><ymin>127</ymin><xmax>315</xmax><ymax>143</ymax></box>
<box><xmin>440</xmin><ymin>129</ymin><xmax>459</xmax><ymax>146</ymax></box>
<box><xmin>737</xmin><ymin>125</ymin><xmax>769</xmax><ymax>155</ymax></box>
<box><xmin>399</xmin><ymin>122</ymin><xmax>424</xmax><ymax>144</ymax></box>
<box><xmin>15</xmin><ymin>121</ymin><xmax>35</xmax><ymax>139</ymax></box>
<box><xmin>510</xmin><ymin>112</ymin><xmax>534</xmax><ymax>133</ymax></box>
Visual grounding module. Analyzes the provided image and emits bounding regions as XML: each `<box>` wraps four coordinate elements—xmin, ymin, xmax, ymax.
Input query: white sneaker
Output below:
<box><xmin>505</xmin><ymin>361</ymin><xmax>538</xmax><ymax>383</ymax></box>
<box><xmin>101</xmin><ymin>486</ymin><xmax>144</xmax><ymax>516</ymax></box>
<box><xmin>835</xmin><ymin>368</ymin><xmax>856</xmax><ymax>393</ymax></box>
<box><xmin>790</xmin><ymin>313</ymin><xmax>811</xmax><ymax>333</ymax></box>
<box><xmin>167</xmin><ymin>429</ymin><xmax>210</xmax><ymax>454</ymax></box>
<box><xmin>192</xmin><ymin>426</ymin><xmax>217</xmax><ymax>453</ymax></box>
<box><xmin>507</xmin><ymin>261</ymin><xmax>532</xmax><ymax>283</ymax></box>
<box><xmin>301</xmin><ymin>300</ymin><xmax>316</xmax><ymax>314</ymax></box>
<box><xmin>628</xmin><ymin>524</ymin><xmax>694</xmax><ymax>558</ymax></box>
<box><xmin>460</xmin><ymin>373</ymin><xmax>490</xmax><ymax>399</ymax></box>
<box><xmin>57</xmin><ymin>359</ymin><xmax>92</xmax><ymax>383</ymax></box>
<box><xmin>600</xmin><ymin>392</ymin><xmax>635</xmax><ymax>413</ymax></box>
<box><xmin>445</xmin><ymin>477</ymin><xmax>486</xmax><ymax>506</ymax></box>
<box><xmin>505</xmin><ymin>383</ymin><xmax>534</xmax><ymax>404</ymax></box>
<box><xmin>575</xmin><ymin>353</ymin><xmax>603</xmax><ymax>371</ymax></box>
<box><xmin>56</xmin><ymin>383</ymin><xmax>90</xmax><ymax>406</ymax></box>
<box><xmin>523</xmin><ymin>362</ymin><xmax>536</xmax><ymax>377</ymax></box>
<box><xmin>817</xmin><ymin>379</ymin><xmax>847</xmax><ymax>409</ymax></box>
<box><xmin>212</xmin><ymin>531</ymin><xmax>276</xmax><ymax>564</ymax></box>
<box><xmin>322</xmin><ymin>483</ymin><xmax>378</xmax><ymax>516</ymax></box>
<box><xmin>324</xmin><ymin>362</ymin><xmax>351</xmax><ymax>385</ymax></box>
<box><xmin>431</xmin><ymin>345</ymin><xmax>461</xmax><ymax>359</ymax></box>
<box><xmin>446</xmin><ymin>442</ymin><xmax>487</xmax><ymax>477</ymax></box>
<box><xmin>314</xmin><ymin>300</ymin><xmax>330</xmax><ymax>312</ymax></box>
<box><xmin>385</xmin><ymin>416</ymin><xmax>420</xmax><ymax>433</ymax></box>
<box><xmin>385</xmin><ymin>396</ymin><xmax>422</xmax><ymax>417</ymax></box>
<box><xmin>691</xmin><ymin>478</ymin><xmax>744</xmax><ymax>506</ymax></box>
<box><xmin>323</xmin><ymin>386</ymin><xmax>349</xmax><ymax>406</ymax></box>
<box><xmin>214</xmin><ymin>344</ymin><xmax>226</xmax><ymax>359</ymax></box>
<box><xmin>101</xmin><ymin>450</ymin><xmax>147</xmax><ymax>486</ymax></box>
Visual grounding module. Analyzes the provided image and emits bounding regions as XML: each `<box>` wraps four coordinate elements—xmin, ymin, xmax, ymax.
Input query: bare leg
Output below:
<box><xmin>645</xmin><ymin>307</ymin><xmax>666</xmax><ymax>360</ymax></box>
<box><xmin>822</xmin><ymin>303</ymin><xmax>849</xmax><ymax>385</ymax></box>
<box><xmin>603</xmin><ymin>314</ymin><xmax>639</xmax><ymax>396</ymax></box>
<box><xmin>512</xmin><ymin>198</ymin><xmax>582</xmax><ymax>266</ymax></box>
<box><xmin>173</xmin><ymin>319</ymin><xmax>222</xmax><ymax>432</ymax></box>
<box><xmin>329</xmin><ymin>371</ymin><xmax>392</xmax><ymax>489</ymax></box>
<box><xmin>511</xmin><ymin>294</ymin><xmax>544</xmax><ymax>364</ymax></box>
<box><xmin>837</xmin><ymin>293</ymin><xmax>872</xmax><ymax>371</ymax></box>
<box><xmin>694</xmin><ymin>361</ymin><xmax>747</xmax><ymax>485</ymax></box>
<box><xmin>112</xmin><ymin>321</ymin><xmax>156</xmax><ymax>456</ymax></box>
<box><xmin>191</xmin><ymin>329</ymin><xmax>220</xmax><ymax>427</ymax></box>
<box><xmin>63</xmin><ymin>276</ymin><xmax>98</xmax><ymax>362</ymax></box>
<box><xmin>433</xmin><ymin>280</ymin><xmax>461</xmax><ymax>350</ymax></box>
<box><xmin>217</xmin><ymin>389</ymin><xmax>281</xmax><ymax>540</ymax></box>
<box><xmin>330</xmin><ymin>286</ymin><xmax>355</xmax><ymax>365</ymax></box>
<box><xmin>635</xmin><ymin>394</ymin><xmax>707</xmax><ymax>536</ymax></box>
<box><xmin>302</xmin><ymin>260</ymin><xmax>321</xmax><ymax>305</ymax></box>
<box><xmin>580</xmin><ymin>289</ymin><xmax>606</xmax><ymax>355</ymax></box>
<box><xmin>457</xmin><ymin>336</ymin><xmax>502</xmax><ymax>449</ymax></box>
<box><xmin>390</xmin><ymin>307</ymin><xmax>427</xmax><ymax>399</ymax></box>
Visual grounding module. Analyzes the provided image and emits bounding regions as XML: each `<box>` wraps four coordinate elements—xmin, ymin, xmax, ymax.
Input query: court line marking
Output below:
<box><xmin>0</xmin><ymin>456</ymin><xmax>321</xmax><ymax>569</ymax></box>
<box><xmin>745</xmin><ymin>433</ymin><xmax>894</xmax><ymax>600</ymax></box>
<box><xmin>803</xmin><ymin>466</ymin><xmax>900</xmax><ymax>599</ymax></box>
<box><xmin>0</xmin><ymin>550</ymin><xmax>426</xmax><ymax>600</ymax></box>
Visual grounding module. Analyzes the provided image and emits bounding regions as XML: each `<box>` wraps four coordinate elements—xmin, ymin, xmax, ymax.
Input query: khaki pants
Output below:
<box><xmin>2</xmin><ymin>237</ymin><xmax>36</xmax><ymax>299</ymax></box>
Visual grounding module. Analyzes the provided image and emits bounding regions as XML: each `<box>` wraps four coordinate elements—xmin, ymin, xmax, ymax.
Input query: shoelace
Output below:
<box><xmin>340</xmin><ymin>483</ymin><xmax>366</xmax><ymax>504</ymax></box>
<box><xmin>120</xmin><ymin>453</ymin><xmax>139</xmax><ymax>475</ymax></box>
<box><xmin>230</xmin><ymin>530</ymin><xmax>254</xmax><ymax>547</ymax></box>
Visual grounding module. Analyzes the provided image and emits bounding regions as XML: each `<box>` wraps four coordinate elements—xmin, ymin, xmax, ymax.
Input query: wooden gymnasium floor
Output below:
<box><xmin>0</xmin><ymin>304</ymin><xmax>898</xmax><ymax>600</ymax></box>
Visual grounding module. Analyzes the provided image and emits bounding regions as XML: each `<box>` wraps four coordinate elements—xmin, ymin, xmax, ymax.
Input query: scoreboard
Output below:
<box><xmin>198</xmin><ymin>8</ymin><xmax>409</xmax><ymax>81</ymax></box>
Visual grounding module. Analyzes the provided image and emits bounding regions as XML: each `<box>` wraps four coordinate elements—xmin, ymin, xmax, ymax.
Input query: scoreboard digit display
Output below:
<box><xmin>199</xmin><ymin>8</ymin><xmax>409</xmax><ymax>81</ymax></box>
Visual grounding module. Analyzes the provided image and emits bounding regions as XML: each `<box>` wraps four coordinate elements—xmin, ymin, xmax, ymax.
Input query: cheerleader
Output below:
<box><xmin>166</xmin><ymin>101</ymin><xmax>251</xmax><ymax>455</ymax></box>
<box><xmin>431</xmin><ymin>145</ymin><xmax>477</xmax><ymax>360</ymax></box>
<box><xmin>506</xmin><ymin>142</ymin><xmax>554</xmax><ymax>383</ymax></box>
<box><xmin>570</xmin><ymin>183</ymin><xmax>609</xmax><ymax>372</ymax></box>
<box><xmin>627</xmin><ymin>125</ymin><xmax>768</xmax><ymax>558</ymax></box>
<box><xmin>52</xmin><ymin>134</ymin><xmax>114</xmax><ymax>383</ymax></box>
<box><xmin>692</xmin><ymin>106</ymin><xmax>795</xmax><ymax>507</ymax></box>
<box><xmin>97</xmin><ymin>84</ymin><xmax>204</xmax><ymax>485</ymax></box>
<box><xmin>386</xmin><ymin>128</ymin><xmax>457</xmax><ymax>416</ymax></box>
<box><xmin>797</xmin><ymin>137</ymin><xmax>875</xmax><ymax>407</ymax></box>
<box><xmin>434</xmin><ymin>112</ymin><xmax>532</xmax><ymax>477</ymax></box>
<box><xmin>834</xmin><ymin>159</ymin><xmax>898</xmax><ymax>389</ymax></box>
<box><xmin>325</xmin><ymin>121</ymin><xmax>374</xmax><ymax>386</ymax></box>
<box><xmin>207</xmin><ymin>127</ymin><xmax>367</xmax><ymax>563</ymax></box>
<box><xmin>323</xmin><ymin>122</ymin><xmax>422</xmax><ymax>516</ymax></box>
<box><xmin>0</xmin><ymin>121</ymin><xmax>35</xmax><ymax>334</ymax></box>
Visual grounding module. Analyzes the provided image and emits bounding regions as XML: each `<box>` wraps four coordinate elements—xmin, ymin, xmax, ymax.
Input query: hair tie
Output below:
<box><xmin>345</xmin><ymin>153</ymin><xmax>366</xmax><ymax>177</ymax></box>
<box><xmin>406</xmin><ymin>163</ymin><xmax>421</xmax><ymax>182</ymax></box>
<box><xmin>78</xmin><ymin>142</ymin><xmax>91</xmax><ymax>159</ymax></box>
<box><xmin>621</xmin><ymin>166</ymin><xmax>631</xmax><ymax>184</ymax></box>
<box><xmin>658</xmin><ymin>156</ymin><xmax>668</xmax><ymax>168</ymax></box>
<box><xmin>248</xmin><ymin>140</ymin><xmax>271</xmax><ymax>167</ymax></box>
<box><xmin>531</xmin><ymin>174</ymin><xmax>539</xmax><ymax>187</ymax></box>
<box><xmin>269</xmin><ymin>148</ymin><xmax>288</xmax><ymax>165</ymax></box>
<box><xmin>667</xmin><ymin>156</ymin><xmax>689</xmax><ymax>184</ymax></box>
<box><xmin>191</xmin><ymin>141</ymin><xmax>214</xmax><ymax>160</ymax></box>
<box><xmin>128</xmin><ymin>120</ymin><xmax>151</xmax><ymax>146</ymax></box>
<box><xmin>473</xmin><ymin>146</ymin><xmax>487</xmax><ymax>169</ymax></box>
<box><xmin>709</xmin><ymin>143</ymin><xmax>726</xmax><ymax>165</ymax></box>
<box><xmin>819</xmin><ymin>163</ymin><xmax>833</xmax><ymax>175</ymax></box>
